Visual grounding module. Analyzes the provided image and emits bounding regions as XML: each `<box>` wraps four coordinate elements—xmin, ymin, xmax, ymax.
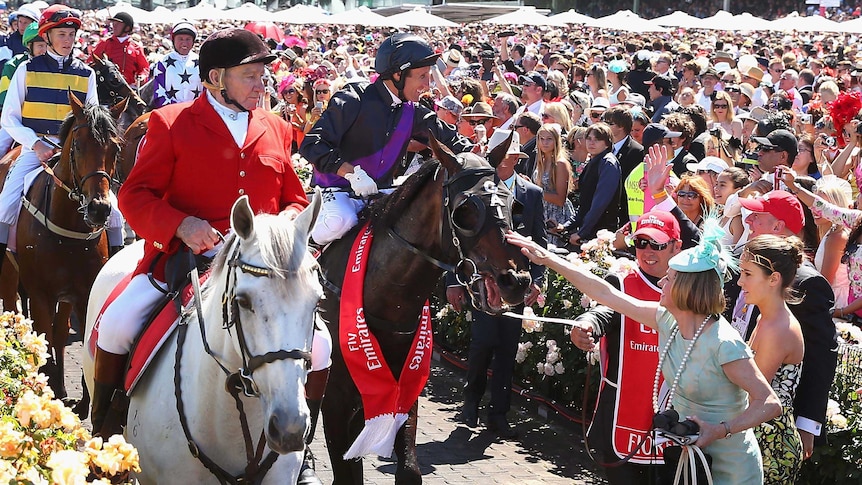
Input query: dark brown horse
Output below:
<box><xmin>317</xmin><ymin>135</ymin><xmax>531</xmax><ymax>484</ymax></box>
<box><xmin>15</xmin><ymin>92</ymin><xmax>125</xmax><ymax>400</ymax></box>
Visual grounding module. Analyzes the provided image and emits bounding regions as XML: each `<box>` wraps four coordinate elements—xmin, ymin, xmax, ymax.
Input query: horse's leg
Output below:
<box><xmin>29</xmin><ymin>296</ymin><xmax>64</xmax><ymax>397</ymax></box>
<box><xmin>321</xmin><ymin>372</ymin><xmax>364</xmax><ymax>485</ymax></box>
<box><xmin>0</xmin><ymin>255</ymin><xmax>18</xmax><ymax>312</ymax></box>
<box><xmin>49</xmin><ymin>302</ymin><xmax>73</xmax><ymax>400</ymax></box>
<box><xmin>393</xmin><ymin>401</ymin><xmax>421</xmax><ymax>485</ymax></box>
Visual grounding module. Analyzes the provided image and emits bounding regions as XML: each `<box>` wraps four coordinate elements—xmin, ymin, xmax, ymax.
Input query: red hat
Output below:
<box><xmin>633</xmin><ymin>211</ymin><xmax>680</xmax><ymax>244</ymax></box>
<box><xmin>738</xmin><ymin>190</ymin><xmax>804</xmax><ymax>234</ymax></box>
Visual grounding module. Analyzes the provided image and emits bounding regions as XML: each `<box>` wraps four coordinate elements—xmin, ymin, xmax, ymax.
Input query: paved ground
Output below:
<box><xmin>65</xmin><ymin>325</ymin><xmax>606</xmax><ymax>484</ymax></box>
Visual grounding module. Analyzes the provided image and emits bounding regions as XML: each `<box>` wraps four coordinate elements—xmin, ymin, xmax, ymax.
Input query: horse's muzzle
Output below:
<box><xmin>84</xmin><ymin>198</ymin><xmax>111</xmax><ymax>228</ymax></box>
<box><xmin>266</xmin><ymin>409</ymin><xmax>309</xmax><ymax>454</ymax></box>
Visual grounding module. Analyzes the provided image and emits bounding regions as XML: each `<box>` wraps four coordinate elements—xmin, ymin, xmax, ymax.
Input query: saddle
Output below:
<box><xmin>89</xmin><ymin>250</ymin><xmax>211</xmax><ymax>393</ymax></box>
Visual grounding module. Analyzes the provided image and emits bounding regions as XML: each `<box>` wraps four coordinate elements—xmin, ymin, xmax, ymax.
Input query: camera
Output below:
<box><xmin>799</xmin><ymin>114</ymin><xmax>812</xmax><ymax>124</ymax></box>
<box><xmin>653</xmin><ymin>409</ymin><xmax>700</xmax><ymax>437</ymax></box>
<box><xmin>825</xmin><ymin>136</ymin><xmax>837</xmax><ymax>148</ymax></box>
<box><xmin>856</xmin><ymin>122</ymin><xmax>862</xmax><ymax>135</ymax></box>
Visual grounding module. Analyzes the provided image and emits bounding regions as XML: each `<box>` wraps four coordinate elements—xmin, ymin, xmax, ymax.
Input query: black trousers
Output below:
<box><xmin>463</xmin><ymin>308</ymin><xmax>522</xmax><ymax>419</ymax></box>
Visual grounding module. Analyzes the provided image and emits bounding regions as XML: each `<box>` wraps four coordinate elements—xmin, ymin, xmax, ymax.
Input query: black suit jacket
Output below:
<box><xmin>516</xmin><ymin>137</ymin><xmax>538</xmax><ymax>179</ymax></box>
<box><xmin>615</xmin><ymin>136</ymin><xmax>644</xmax><ymax>226</ymax></box>
<box><xmin>725</xmin><ymin>258</ymin><xmax>838</xmax><ymax>443</ymax></box>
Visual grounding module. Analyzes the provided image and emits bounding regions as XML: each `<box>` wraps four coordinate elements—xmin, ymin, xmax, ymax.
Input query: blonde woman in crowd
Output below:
<box><xmin>710</xmin><ymin>91</ymin><xmax>743</xmax><ymax>141</ymax></box>
<box><xmin>585</xmin><ymin>64</ymin><xmax>609</xmax><ymax>101</ymax></box>
<box><xmin>541</xmin><ymin>102</ymin><xmax>572</xmax><ymax>133</ymax></box>
<box><xmin>534</xmin><ymin>123</ymin><xmax>574</xmax><ymax>246</ymax></box>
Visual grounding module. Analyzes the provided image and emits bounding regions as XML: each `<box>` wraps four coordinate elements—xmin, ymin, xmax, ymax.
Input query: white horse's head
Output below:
<box><xmin>208</xmin><ymin>191</ymin><xmax>323</xmax><ymax>454</ymax></box>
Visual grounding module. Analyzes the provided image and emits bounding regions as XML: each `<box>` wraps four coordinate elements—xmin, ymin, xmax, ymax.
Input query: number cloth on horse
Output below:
<box><xmin>340</xmin><ymin>223</ymin><xmax>432</xmax><ymax>459</ymax></box>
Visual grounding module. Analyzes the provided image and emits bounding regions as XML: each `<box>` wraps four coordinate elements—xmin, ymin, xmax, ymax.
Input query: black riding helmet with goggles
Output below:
<box><xmin>199</xmin><ymin>28</ymin><xmax>276</xmax><ymax>113</ymax></box>
<box><xmin>375</xmin><ymin>33</ymin><xmax>439</xmax><ymax>100</ymax></box>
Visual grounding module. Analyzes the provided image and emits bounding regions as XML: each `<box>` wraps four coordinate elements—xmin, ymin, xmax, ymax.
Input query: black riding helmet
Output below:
<box><xmin>375</xmin><ymin>33</ymin><xmax>439</xmax><ymax>100</ymax></box>
<box><xmin>200</xmin><ymin>28</ymin><xmax>276</xmax><ymax>112</ymax></box>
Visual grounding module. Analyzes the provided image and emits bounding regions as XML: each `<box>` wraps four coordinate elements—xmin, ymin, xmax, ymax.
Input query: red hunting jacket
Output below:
<box><xmin>119</xmin><ymin>95</ymin><xmax>307</xmax><ymax>280</ymax></box>
<box><xmin>89</xmin><ymin>36</ymin><xmax>149</xmax><ymax>85</ymax></box>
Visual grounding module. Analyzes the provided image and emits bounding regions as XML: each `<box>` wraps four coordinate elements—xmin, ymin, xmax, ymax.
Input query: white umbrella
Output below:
<box><xmin>651</xmin><ymin>11</ymin><xmax>704</xmax><ymax>29</ymax></box>
<box><xmin>548</xmin><ymin>9</ymin><xmax>594</xmax><ymax>25</ymax></box>
<box><xmin>771</xmin><ymin>12</ymin><xmax>843</xmax><ymax>32</ymax></box>
<box><xmin>835</xmin><ymin>16</ymin><xmax>862</xmax><ymax>33</ymax></box>
<box><xmin>592</xmin><ymin>10</ymin><xmax>668</xmax><ymax>33</ymax></box>
<box><xmin>173</xmin><ymin>3</ymin><xmax>228</xmax><ymax>21</ymax></box>
<box><xmin>731</xmin><ymin>12</ymin><xmax>774</xmax><ymax>31</ymax></box>
<box><xmin>327</xmin><ymin>6</ymin><xmax>403</xmax><ymax>27</ymax></box>
<box><xmin>272</xmin><ymin>4</ymin><xmax>331</xmax><ymax>24</ymax></box>
<box><xmin>388</xmin><ymin>7</ymin><xmax>458</xmax><ymax>28</ymax></box>
<box><xmin>221</xmin><ymin>3</ymin><xmax>273</xmax><ymax>22</ymax></box>
<box><xmin>95</xmin><ymin>2</ymin><xmax>153</xmax><ymax>23</ymax></box>
<box><xmin>483</xmin><ymin>7</ymin><xmax>567</xmax><ymax>27</ymax></box>
<box><xmin>696</xmin><ymin>10</ymin><xmax>735</xmax><ymax>30</ymax></box>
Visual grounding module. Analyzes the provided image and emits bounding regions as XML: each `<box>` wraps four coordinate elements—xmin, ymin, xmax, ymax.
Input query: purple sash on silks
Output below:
<box><xmin>314</xmin><ymin>102</ymin><xmax>415</xmax><ymax>188</ymax></box>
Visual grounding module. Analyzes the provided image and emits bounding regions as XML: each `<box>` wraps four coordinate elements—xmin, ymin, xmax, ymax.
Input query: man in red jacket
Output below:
<box><xmin>91</xmin><ymin>28</ymin><xmax>308</xmax><ymax>438</ymax></box>
<box><xmin>88</xmin><ymin>11</ymin><xmax>148</xmax><ymax>85</ymax></box>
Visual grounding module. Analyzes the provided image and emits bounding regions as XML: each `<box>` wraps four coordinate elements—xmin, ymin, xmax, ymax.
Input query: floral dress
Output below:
<box><xmin>811</xmin><ymin>197</ymin><xmax>862</xmax><ymax>317</ymax></box>
<box><xmin>754</xmin><ymin>362</ymin><xmax>803</xmax><ymax>484</ymax></box>
<box><xmin>539</xmin><ymin>168</ymin><xmax>574</xmax><ymax>247</ymax></box>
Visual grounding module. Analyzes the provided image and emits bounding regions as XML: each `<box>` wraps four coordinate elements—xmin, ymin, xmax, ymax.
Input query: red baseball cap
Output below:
<box><xmin>738</xmin><ymin>190</ymin><xmax>804</xmax><ymax>234</ymax></box>
<box><xmin>633</xmin><ymin>211</ymin><xmax>680</xmax><ymax>244</ymax></box>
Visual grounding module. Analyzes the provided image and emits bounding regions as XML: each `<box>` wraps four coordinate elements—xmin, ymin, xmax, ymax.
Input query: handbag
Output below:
<box><xmin>660</xmin><ymin>445</ymin><xmax>713</xmax><ymax>485</ymax></box>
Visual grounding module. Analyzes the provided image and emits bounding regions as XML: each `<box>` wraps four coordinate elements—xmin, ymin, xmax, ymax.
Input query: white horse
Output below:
<box><xmin>84</xmin><ymin>193</ymin><xmax>323</xmax><ymax>484</ymax></box>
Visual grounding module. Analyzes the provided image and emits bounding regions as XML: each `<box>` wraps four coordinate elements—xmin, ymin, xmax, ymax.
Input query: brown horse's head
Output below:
<box><xmin>62</xmin><ymin>92</ymin><xmax>124</xmax><ymax>229</ymax></box>
<box><xmin>429</xmin><ymin>134</ymin><xmax>531</xmax><ymax>314</ymax></box>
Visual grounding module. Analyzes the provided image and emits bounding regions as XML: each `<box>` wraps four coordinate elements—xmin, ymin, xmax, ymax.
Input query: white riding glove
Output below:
<box><xmin>344</xmin><ymin>166</ymin><xmax>379</xmax><ymax>197</ymax></box>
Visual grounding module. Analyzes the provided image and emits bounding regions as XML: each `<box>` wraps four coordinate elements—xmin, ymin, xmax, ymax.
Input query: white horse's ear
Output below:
<box><xmin>293</xmin><ymin>188</ymin><xmax>322</xmax><ymax>242</ymax></box>
<box><xmin>231</xmin><ymin>195</ymin><xmax>255</xmax><ymax>241</ymax></box>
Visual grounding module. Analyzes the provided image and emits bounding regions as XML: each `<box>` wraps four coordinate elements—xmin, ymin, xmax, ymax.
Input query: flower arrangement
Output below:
<box><xmin>0</xmin><ymin>311</ymin><xmax>140</xmax><ymax>484</ymax></box>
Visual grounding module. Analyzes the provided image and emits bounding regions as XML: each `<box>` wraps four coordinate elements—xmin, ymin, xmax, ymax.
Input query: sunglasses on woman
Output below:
<box><xmin>713</xmin><ymin>103</ymin><xmax>729</xmax><ymax>109</ymax></box>
<box><xmin>315</xmin><ymin>89</ymin><xmax>329</xmax><ymax>95</ymax></box>
<box><xmin>633</xmin><ymin>238</ymin><xmax>672</xmax><ymax>251</ymax></box>
<box><xmin>283</xmin><ymin>88</ymin><xmax>296</xmax><ymax>95</ymax></box>
<box><xmin>675</xmin><ymin>190</ymin><xmax>700</xmax><ymax>200</ymax></box>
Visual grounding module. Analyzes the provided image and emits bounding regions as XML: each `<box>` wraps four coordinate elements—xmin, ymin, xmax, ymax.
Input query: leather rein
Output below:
<box><xmin>174</xmin><ymin>239</ymin><xmax>313</xmax><ymax>484</ymax></box>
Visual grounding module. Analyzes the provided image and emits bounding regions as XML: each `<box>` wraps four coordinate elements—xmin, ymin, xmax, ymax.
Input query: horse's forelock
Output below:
<box><xmin>59</xmin><ymin>103</ymin><xmax>121</xmax><ymax>147</ymax></box>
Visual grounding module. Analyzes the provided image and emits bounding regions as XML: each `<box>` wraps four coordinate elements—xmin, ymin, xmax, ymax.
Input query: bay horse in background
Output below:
<box><xmin>317</xmin><ymin>134</ymin><xmax>532</xmax><ymax>484</ymax></box>
<box><xmin>84</xmin><ymin>194</ymin><xmax>323</xmax><ymax>484</ymax></box>
<box><xmin>0</xmin><ymin>56</ymin><xmax>145</xmax><ymax>312</ymax></box>
<box><xmin>12</xmin><ymin>92</ymin><xmax>125</xmax><ymax>402</ymax></box>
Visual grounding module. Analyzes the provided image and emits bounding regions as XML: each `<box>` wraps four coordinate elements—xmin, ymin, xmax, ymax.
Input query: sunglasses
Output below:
<box><xmin>725</xmin><ymin>86</ymin><xmax>741</xmax><ymax>93</ymax></box>
<box><xmin>713</xmin><ymin>103</ymin><xmax>729</xmax><ymax>109</ymax></box>
<box><xmin>675</xmin><ymin>190</ymin><xmax>700</xmax><ymax>200</ymax></box>
<box><xmin>283</xmin><ymin>88</ymin><xmax>296</xmax><ymax>94</ymax></box>
<box><xmin>512</xmin><ymin>124</ymin><xmax>525</xmax><ymax>129</ymax></box>
<box><xmin>758</xmin><ymin>145</ymin><xmax>782</xmax><ymax>152</ymax></box>
<box><xmin>315</xmin><ymin>89</ymin><xmax>329</xmax><ymax>94</ymax></box>
<box><xmin>590</xmin><ymin>112</ymin><xmax>603</xmax><ymax>119</ymax></box>
<box><xmin>633</xmin><ymin>238</ymin><xmax>671</xmax><ymax>251</ymax></box>
<box><xmin>467</xmin><ymin>118</ymin><xmax>490</xmax><ymax>126</ymax></box>
<box><xmin>541</xmin><ymin>113</ymin><xmax>553</xmax><ymax>119</ymax></box>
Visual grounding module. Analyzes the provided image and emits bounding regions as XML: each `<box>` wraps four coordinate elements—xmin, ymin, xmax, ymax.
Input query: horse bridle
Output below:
<box><xmin>174</xmin><ymin>236</ymin><xmax>314</xmax><ymax>484</ymax></box>
<box><xmin>385</xmin><ymin>164</ymin><xmax>514</xmax><ymax>289</ymax></box>
<box><xmin>95</xmin><ymin>62</ymin><xmax>147</xmax><ymax>112</ymax></box>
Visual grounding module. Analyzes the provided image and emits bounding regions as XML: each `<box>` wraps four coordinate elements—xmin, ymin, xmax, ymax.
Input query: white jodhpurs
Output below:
<box><xmin>310</xmin><ymin>189</ymin><xmax>396</xmax><ymax>245</ymax></box>
<box><xmin>0</xmin><ymin>128</ymin><xmax>14</xmax><ymax>156</ymax></box>
<box><xmin>311</xmin><ymin>191</ymin><xmax>365</xmax><ymax>245</ymax></box>
<box><xmin>97</xmin><ymin>273</ymin><xmax>167</xmax><ymax>355</ymax></box>
<box><xmin>311</xmin><ymin>319</ymin><xmax>332</xmax><ymax>372</ymax></box>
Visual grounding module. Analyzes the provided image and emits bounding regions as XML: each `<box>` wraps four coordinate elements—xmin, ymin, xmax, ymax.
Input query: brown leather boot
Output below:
<box><xmin>91</xmin><ymin>347</ymin><xmax>128</xmax><ymax>437</ymax></box>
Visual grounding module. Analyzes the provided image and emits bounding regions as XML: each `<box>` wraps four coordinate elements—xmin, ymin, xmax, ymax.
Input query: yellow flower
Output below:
<box><xmin>47</xmin><ymin>449</ymin><xmax>89</xmax><ymax>485</ymax></box>
<box><xmin>0</xmin><ymin>420</ymin><xmax>25</xmax><ymax>458</ymax></box>
<box><xmin>0</xmin><ymin>459</ymin><xmax>15</xmax><ymax>482</ymax></box>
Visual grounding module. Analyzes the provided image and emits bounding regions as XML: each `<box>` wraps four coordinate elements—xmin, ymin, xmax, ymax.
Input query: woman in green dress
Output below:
<box><xmin>507</xmin><ymin>144</ymin><xmax>782</xmax><ymax>484</ymax></box>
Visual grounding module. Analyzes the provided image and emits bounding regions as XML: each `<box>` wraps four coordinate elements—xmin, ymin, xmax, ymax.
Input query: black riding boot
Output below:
<box><xmin>297</xmin><ymin>368</ymin><xmax>329</xmax><ymax>485</ymax></box>
<box><xmin>109</xmin><ymin>245</ymin><xmax>124</xmax><ymax>257</ymax></box>
<box><xmin>91</xmin><ymin>347</ymin><xmax>128</xmax><ymax>437</ymax></box>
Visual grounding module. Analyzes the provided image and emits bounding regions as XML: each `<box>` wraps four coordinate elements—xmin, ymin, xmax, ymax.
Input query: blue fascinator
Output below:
<box><xmin>668</xmin><ymin>212</ymin><xmax>738</xmax><ymax>283</ymax></box>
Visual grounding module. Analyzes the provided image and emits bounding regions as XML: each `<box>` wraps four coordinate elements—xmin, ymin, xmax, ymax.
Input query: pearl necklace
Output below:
<box><xmin>652</xmin><ymin>315</ymin><xmax>713</xmax><ymax>414</ymax></box>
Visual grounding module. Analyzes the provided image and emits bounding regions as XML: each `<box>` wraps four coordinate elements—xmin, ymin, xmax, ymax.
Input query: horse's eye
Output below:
<box><xmin>234</xmin><ymin>294</ymin><xmax>252</xmax><ymax>311</ymax></box>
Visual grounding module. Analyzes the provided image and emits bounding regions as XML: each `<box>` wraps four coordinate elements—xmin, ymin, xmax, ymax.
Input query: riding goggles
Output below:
<box><xmin>49</xmin><ymin>9</ymin><xmax>82</xmax><ymax>23</ymax></box>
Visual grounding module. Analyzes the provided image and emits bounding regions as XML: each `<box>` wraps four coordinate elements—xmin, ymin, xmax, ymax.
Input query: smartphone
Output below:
<box><xmin>315</xmin><ymin>101</ymin><xmax>324</xmax><ymax>110</ymax></box>
<box><xmin>481</xmin><ymin>58</ymin><xmax>495</xmax><ymax>81</ymax></box>
<box><xmin>773</xmin><ymin>167</ymin><xmax>783</xmax><ymax>191</ymax></box>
